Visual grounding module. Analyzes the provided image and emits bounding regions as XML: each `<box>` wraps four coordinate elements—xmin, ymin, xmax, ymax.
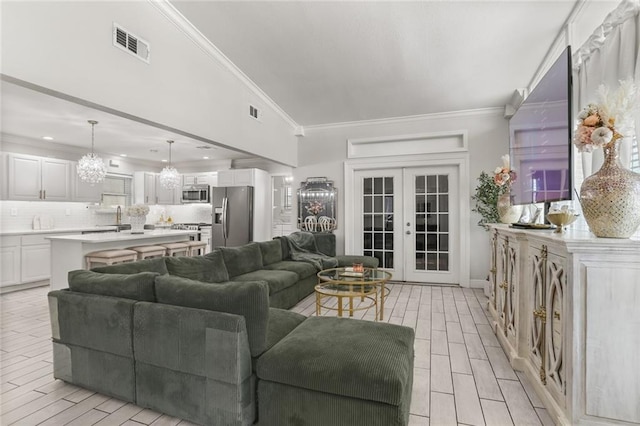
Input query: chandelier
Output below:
<box><xmin>77</xmin><ymin>120</ymin><xmax>107</xmax><ymax>184</ymax></box>
<box><xmin>159</xmin><ymin>140</ymin><xmax>180</xmax><ymax>189</ymax></box>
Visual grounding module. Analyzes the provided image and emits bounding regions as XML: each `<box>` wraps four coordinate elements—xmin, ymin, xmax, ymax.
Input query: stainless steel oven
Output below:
<box><xmin>181</xmin><ymin>184</ymin><xmax>210</xmax><ymax>203</ymax></box>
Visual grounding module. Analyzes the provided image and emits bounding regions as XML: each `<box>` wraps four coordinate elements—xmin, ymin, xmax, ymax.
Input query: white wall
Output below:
<box><xmin>1</xmin><ymin>1</ymin><xmax>298</xmax><ymax>166</ymax></box>
<box><xmin>295</xmin><ymin>108</ymin><xmax>509</xmax><ymax>284</ymax></box>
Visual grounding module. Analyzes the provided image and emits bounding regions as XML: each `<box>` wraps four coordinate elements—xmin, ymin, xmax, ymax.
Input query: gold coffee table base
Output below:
<box><xmin>316</xmin><ymin>267</ymin><xmax>392</xmax><ymax>321</ymax></box>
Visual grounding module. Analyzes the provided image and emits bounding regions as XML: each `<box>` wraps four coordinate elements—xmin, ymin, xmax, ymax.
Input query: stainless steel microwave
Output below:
<box><xmin>181</xmin><ymin>184</ymin><xmax>210</xmax><ymax>203</ymax></box>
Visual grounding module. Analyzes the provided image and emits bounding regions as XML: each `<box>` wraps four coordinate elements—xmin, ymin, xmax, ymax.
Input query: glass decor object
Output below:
<box><xmin>159</xmin><ymin>140</ymin><xmax>180</xmax><ymax>189</ymax></box>
<box><xmin>77</xmin><ymin>120</ymin><xmax>107</xmax><ymax>184</ymax></box>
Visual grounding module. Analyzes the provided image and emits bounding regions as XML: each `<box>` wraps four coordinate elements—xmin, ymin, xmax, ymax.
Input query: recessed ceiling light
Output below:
<box><xmin>203</xmin><ymin>156</ymin><xmax>209</xmax><ymax>160</ymax></box>
<box><xmin>42</xmin><ymin>136</ymin><xmax>54</xmax><ymax>140</ymax></box>
<box><xmin>161</xmin><ymin>159</ymin><xmax>168</xmax><ymax>162</ymax></box>
<box><xmin>120</xmin><ymin>154</ymin><xmax>127</xmax><ymax>157</ymax></box>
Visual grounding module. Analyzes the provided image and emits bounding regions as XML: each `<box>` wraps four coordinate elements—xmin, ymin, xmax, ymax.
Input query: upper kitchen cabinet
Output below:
<box><xmin>183</xmin><ymin>172</ymin><xmax>216</xmax><ymax>186</ymax></box>
<box><xmin>7</xmin><ymin>153</ymin><xmax>72</xmax><ymax>201</ymax></box>
<box><xmin>217</xmin><ymin>169</ymin><xmax>258</xmax><ymax>187</ymax></box>
<box><xmin>72</xmin><ymin>161</ymin><xmax>103</xmax><ymax>202</ymax></box>
<box><xmin>133</xmin><ymin>172</ymin><xmax>180</xmax><ymax>205</ymax></box>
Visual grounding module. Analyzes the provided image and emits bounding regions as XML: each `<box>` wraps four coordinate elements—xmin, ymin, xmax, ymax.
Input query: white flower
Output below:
<box><xmin>591</xmin><ymin>127</ymin><xmax>613</xmax><ymax>146</ymax></box>
<box><xmin>494</xmin><ymin>166</ymin><xmax>503</xmax><ymax>174</ymax></box>
<box><xmin>126</xmin><ymin>204</ymin><xmax>150</xmax><ymax>217</ymax></box>
<box><xmin>501</xmin><ymin>154</ymin><xmax>510</xmax><ymax>169</ymax></box>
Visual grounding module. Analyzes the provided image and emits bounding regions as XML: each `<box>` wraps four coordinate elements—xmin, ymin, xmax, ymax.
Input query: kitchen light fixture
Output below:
<box><xmin>159</xmin><ymin>140</ymin><xmax>180</xmax><ymax>189</ymax></box>
<box><xmin>42</xmin><ymin>136</ymin><xmax>54</xmax><ymax>140</ymax></box>
<box><xmin>77</xmin><ymin>120</ymin><xmax>107</xmax><ymax>184</ymax></box>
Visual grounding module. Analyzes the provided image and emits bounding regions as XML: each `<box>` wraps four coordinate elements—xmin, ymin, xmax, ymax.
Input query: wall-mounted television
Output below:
<box><xmin>509</xmin><ymin>46</ymin><xmax>572</xmax><ymax>207</ymax></box>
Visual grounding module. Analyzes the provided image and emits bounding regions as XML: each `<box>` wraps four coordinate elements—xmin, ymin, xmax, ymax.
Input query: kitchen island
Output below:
<box><xmin>46</xmin><ymin>229</ymin><xmax>198</xmax><ymax>290</ymax></box>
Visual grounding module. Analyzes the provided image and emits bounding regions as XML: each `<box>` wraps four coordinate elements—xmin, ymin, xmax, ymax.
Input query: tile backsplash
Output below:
<box><xmin>0</xmin><ymin>201</ymin><xmax>213</xmax><ymax>232</ymax></box>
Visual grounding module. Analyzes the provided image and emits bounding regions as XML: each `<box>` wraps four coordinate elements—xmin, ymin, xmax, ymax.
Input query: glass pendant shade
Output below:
<box><xmin>159</xmin><ymin>140</ymin><xmax>180</xmax><ymax>189</ymax></box>
<box><xmin>77</xmin><ymin>120</ymin><xmax>107</xmax><ymax>184</ymax></box>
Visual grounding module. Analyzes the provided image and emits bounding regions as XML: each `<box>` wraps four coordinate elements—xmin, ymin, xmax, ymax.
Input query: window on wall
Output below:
<box><xmin>101</xmin><ymin>175</ymin><xmax>132</xmax><ymax>207</ymax></box>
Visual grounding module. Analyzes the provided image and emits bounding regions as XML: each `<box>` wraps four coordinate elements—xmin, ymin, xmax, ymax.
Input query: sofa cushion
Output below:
<box><xmin>203</xmin><ymin>250</ymin><xmax>230</xmax><ymax>282</ymax></box>
<box><xmin>264</xmin><ymin>308</ymin><xmax>306</xmax><ymax>353</ymax></box>
<box><xmin>68</xmin><ymin>270</ymin><xmax>157</xmax><ymax>302</ymax></box>
<box><xmin>233</xmin><ymin>270</ymin><xmax>298</xmax><ymax>295</ymax></box>
<box><xmin>257</xmin><ymin>316</ymin><xmax>414</xmax><ymax>406</ymax></box>
<box><xmin>263</xmin><ymin>261</ymin><xmax>317</xmax><ymax>280</ymax></box>
<box><xmin>91</xmin><ymin>257</ymin><xmax>168</xmax><ymax>275</ymax></box>
<box><xmin>258</xmin><ymin>240</ymin><xmax>282</xmax><ymax>266</ymax></box>
<box><xmin>274</xmin><ymin>237</ymin><xmax>290</xmax><ymax>260</ymax></box>
<box><xmin>336</xmin><ymin>255</ymin><xmax>379</xmax><ymax>268</ymax></box>
<box><xmin>220</xmin><ymin>243</ymin><xmax>263</xmax><ymax>277</ymax></box>
<box><xmin>154</xmin><ymin>275</ymin><xmax>269</xmax><ymax>356</ymax></box>
<box><xmin>313</xmin><ymin>233</ymin><xmax>337</xmax><ymax>257</ymax></box>
<box><xmin>165</xmin><ymin>253</ymin><xmax>229</xmax><ymax>283</ymax></box>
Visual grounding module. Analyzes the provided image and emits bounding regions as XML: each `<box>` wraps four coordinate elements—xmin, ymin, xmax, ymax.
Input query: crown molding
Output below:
<box><xmin>149</xmin><ymin>0</ymin><xmax>299</xmax><ymax>131</ymax></box>
<box><xmin>302</xmin><ymin>107</ymin><xmax>504</xmax><ymax>132</ymax></box>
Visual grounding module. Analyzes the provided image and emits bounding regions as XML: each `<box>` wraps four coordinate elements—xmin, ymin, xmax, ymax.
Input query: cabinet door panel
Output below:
<box><xmin>21</xmin><ymin>244</ymin><xmax>51</xmax><ymax>282</ymax></box>
<box><xmin>8</xmin><ymin>154</ymin><xmax>42</xmax><ymax>200</ymax></box>
<box><xmin>545</xmin><ymin>252</ymin><xmax>566</xmax><ymax>403</ymax></box>
<box><xmin>74</xmin><ymin>162</ymin><xmax>103</xmax><ymax>202</ymax></box>
<box><xmin>155</xmin><ymin>175</ymin><xmax>177</xmax><ymax>205</ymax></box>
<box><xmin>41</xmin><ymin>158</ymin><xmax>71</xmax><ymax>200</ymax></box>
<box><xmin>0</xmin><ymin>246</ymin><xmax>21</xmax><ymax>287</ymax></box>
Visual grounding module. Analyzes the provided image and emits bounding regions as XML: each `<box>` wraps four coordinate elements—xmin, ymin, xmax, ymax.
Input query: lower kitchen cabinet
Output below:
<box><xmin>0</xmin><ymin>236</ymin><xmax>21</xmax><ymax>287</ymax></box>
<box><xmin>20</xmin><ymin>235</ymin><xmax>51</xmax><ymax>283</ymax></box>
<box><xmin>486</xmin><ymin>225</ymin><xmax>640</xmax><ymax>426</ymax></box>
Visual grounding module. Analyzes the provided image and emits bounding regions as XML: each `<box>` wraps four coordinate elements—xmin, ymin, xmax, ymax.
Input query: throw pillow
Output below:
<box><xmin>68</xmin><ymin>270</ymin><xmax>158</xmax><ymax>301</ymax></box>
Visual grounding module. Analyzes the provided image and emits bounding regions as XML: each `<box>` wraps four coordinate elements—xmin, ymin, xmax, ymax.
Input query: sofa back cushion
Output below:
<box><xmin>165</xmin><ymin>251</ymin><xmax>229</xmax><ymax>283</ymax></box>
<box><xmin>220</xmin><ymin>243</ymin><xmax>263</xmax><ymax>277</ymax></box>
<box><xmin>68</xmin><ymin>270</ymin><xmax>158</xmax><ymax>301</ymax></box>
<box><xmin>274</xmin><ymin>237</ymin><xmax>290</xmax><ymax>260</ymax></box>
<box><xmin>154</xmin><ymin>275</ymin><xmax>270</xmax><ymax>356</ymax></box>
<box><xmin>313</xmin><ymin>233</ymin><xmax>336</xmax><ymax>257</ymax></box>
<box><xmin>91</xmin><ymin>257</ymin><xmax>168</xmax><ymax>275</ymax></box>
<box><xmin>259</xmin><ymin>240</ymin><xmax>282</xmax><ymax>266</ymax></box>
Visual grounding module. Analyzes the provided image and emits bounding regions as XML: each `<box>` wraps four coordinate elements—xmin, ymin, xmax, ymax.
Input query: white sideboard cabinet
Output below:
<box><xmin>487</xmin><ymin>224</ymin><xmax>640</xmax><ymax>426</ymax></box>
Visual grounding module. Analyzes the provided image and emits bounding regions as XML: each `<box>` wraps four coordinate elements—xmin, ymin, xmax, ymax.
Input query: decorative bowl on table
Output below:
<box><xmin>546</xmin><ymin>210</ymin><xmax>579</xmax><ymax>234</ymax></box>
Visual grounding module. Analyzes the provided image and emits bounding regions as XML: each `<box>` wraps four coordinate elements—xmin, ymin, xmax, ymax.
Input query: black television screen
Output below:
<box><xmin>509</xmin><ymin>46</ymin><xmax>572</xmax><ymax>206</ymax></box>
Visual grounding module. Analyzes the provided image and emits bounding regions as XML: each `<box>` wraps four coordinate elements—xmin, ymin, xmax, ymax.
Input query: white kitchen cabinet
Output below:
<box><xmin>7</xmin><ymin>153</ymin><xmax>72</xmax><ymax>201</ymax></box>
<box><xmin>217</xmin><ymin>169</ymin><xmax>256</xmax><ymax>187</ymax></box>
<box><xmin>73</xmin><ymin>162</ymin><xmax>103</xmax><ymax>202</ymax></box>
<box><xmin>20</xmin><ymin>235</ymin><xmax>51</xmax><ymax>283</ymax></box>
<box><xmin>134</xmin><ymin>172</ymin><xmax>180</xmax><ymax>205</ymax></box>
<box><xmin>0</xmin><ymin>236</ymin><xmax>21</xmax><ymax>287</ymax></box>
<box><xmin>487</xmin><ymin>224</ymin><xmax>640</xmax><ymax>426</ymax></box>
<box><xmin>155</xmin><ymin>174</ymin><xmax>181</xmax><ymax>205</ymax></box>
<box><xmin>183</xmin><ymin>172</ymin><xmax>215</xmax><ymax>186</ymax></box>
<box><xmin>0</xmin><ymin>153</ymin><xmax>8</xmax><ymax>200</ymax></box>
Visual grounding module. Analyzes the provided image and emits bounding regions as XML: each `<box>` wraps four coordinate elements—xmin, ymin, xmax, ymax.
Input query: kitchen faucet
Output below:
<box><xmin>116</xmin><ymin>205</ymin><xmax>122</xmax><ymax>226</ymax></box>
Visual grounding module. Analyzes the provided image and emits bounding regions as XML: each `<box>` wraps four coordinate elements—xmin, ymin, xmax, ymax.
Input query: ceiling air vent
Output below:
<box><xmin>113</xmin><ymin>23</ymin><xmax>150</xmax><ymax>63</ymax></box>
<box><xmin>249</xmin><ymin>105</ymin><xmax>262</xmax><ymax>122</ymax></box>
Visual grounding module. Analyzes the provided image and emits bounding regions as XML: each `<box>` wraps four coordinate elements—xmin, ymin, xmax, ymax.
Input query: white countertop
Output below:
<box><xmin>46</xmin><ymin>229</ymin><xmax>198</xmax><ymax>243</ymax></box>
<box><xmin>0</xmin><ymin>226</ymin><xmax>118</xmax><ymax>237</ymax></box>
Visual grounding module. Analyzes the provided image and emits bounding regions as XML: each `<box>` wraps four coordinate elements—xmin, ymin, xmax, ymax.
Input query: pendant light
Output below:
<box><xmin>159</xmin><ymin>140</ymin><xmax>180</xmax><ymax>189</ymax></box>
<box><xmin>77</xmin><ymin>120</ymin><xmax>107</xmax><ymax>184</ymax></box>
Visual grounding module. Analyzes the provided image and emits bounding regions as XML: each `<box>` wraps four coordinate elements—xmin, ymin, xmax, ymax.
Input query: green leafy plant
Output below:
<box><xmin>471</xmin><ymin>171</ymin><xmax>508</xmax><ymax>228</ymax></box>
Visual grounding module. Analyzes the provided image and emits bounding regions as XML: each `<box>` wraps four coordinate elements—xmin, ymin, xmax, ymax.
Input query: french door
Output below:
<box><xmin>354</xmin><ymin>166</ymin><xmax>459</xmax><ymax>284</ymax></box>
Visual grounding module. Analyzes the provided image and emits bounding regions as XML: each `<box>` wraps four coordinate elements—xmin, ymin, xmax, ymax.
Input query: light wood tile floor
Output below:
<box><xmin>1</xmin><ymin>284</ymin><xmax>553</xmax><ymax>425</ymax></box>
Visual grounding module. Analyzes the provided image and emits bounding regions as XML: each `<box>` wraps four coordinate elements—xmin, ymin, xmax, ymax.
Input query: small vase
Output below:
<box><xmin>580</xmin><ymin>140</ymin><xmax>640</xmax><ymax>238</ymax></box>
<box><xmin>130</xmin><ymin>215</ymin><xmax>147</xmax><ymax>234</ymax></box>
<box><xmin>497</xmin><ymin>193</ymin><xmax>523</xmax><ymax>224</ymax></box>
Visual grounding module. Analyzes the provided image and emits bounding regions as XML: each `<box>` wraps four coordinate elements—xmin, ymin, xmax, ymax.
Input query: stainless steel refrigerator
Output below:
<box><xmin>211</xmin><ymin>186</ymin><xmax>254</xmax><ymax>248</ymax></box>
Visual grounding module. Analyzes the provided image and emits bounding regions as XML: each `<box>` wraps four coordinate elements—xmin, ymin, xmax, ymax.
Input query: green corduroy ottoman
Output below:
<box><xmin>256</xmin><ymin>316</ymin><xmax>415</xmax><ymax>426</ymax></box>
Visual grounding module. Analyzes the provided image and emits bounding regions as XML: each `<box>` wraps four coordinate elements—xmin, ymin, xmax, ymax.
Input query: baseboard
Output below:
<box><xmin>0</xmin><ymin>280</ymin><xmax>48</xmax><ymax>294</ymax></box>
<box><xmin>469</xmin><ymin>279</ymin><xmax>487</xmax><ymax>289</ymax></box>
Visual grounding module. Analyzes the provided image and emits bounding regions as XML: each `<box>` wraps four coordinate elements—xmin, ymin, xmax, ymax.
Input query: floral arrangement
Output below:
<box><xmin>306</xmin><ymin>200</ymin><xmax>324</xmax><ymax>216</ymax></box>
<box><xmin>126</xmin><ymin>204</ymin><xmax>150</xmax><ymax>217</ymax></box>
<box><xmin>573</xmin><ymin>79</ymin><xmax>638</xmax><ymax>152</ymax></box>
<box><xmin>493</xmin><ymin>154</ymin><xmax>516</xmax><ymax>187</ymax></box>
<box><xmin>472</xmin><ymin>154</ymin><xmax>514</xmax><ymax>227</ymax></box>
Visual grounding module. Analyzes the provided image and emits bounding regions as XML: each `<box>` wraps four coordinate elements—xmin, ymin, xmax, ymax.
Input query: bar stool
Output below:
<box><xmin>184</xmin><ymin>240</ymin><xmax>207</xmax><ymax>257</ymax></box>
<box><xmin>158</xmin><ymin>242</ymin><xmax>190</xmax><ymax>257</ymax></box>
<box><xmin>127</xmin><ymin>245</ymin><xmax>167</xmax><ymax>260</ymax></box>
<box><xmin>85</xmin><ymin>249</ymin><xmax>138</xmax><ymax>269</ymax></box>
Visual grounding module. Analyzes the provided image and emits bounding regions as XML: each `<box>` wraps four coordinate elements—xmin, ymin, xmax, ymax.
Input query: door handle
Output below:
<box><xmin>222</xmin><ymin>197</ymin><xmax>228</xmax><ymax>240</ymax></box>
<box><xmin>43</xmin><ymin>190</ymin><xmax>46</xmax><ymax>199</ymax></box>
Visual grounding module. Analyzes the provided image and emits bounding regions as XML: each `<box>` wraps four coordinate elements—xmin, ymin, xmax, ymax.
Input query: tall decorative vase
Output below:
<box><xmin>130</xmin><ymin>215</ymin><xmax>147</xmax><ymax>234</ymax></box>
<box><xmin>580</xmin><ymin>140</ymin><xmax>640</xmax><ymax>238</ymax></box>
<box><xmin>497</xmin><ymin>193</ymin><xmax>523</xmax><ymax>224</ymax></box>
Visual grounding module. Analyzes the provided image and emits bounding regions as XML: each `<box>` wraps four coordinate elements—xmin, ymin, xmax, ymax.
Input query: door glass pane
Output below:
<box><xmin>414</xmin><ymin>173</ymin><xmax>450</xmax><ymax>271</ymax></box>
<box><xmin>362</xmin><ymin>176</ymin><xmax>395</xmax><ymax>269</ymax></box>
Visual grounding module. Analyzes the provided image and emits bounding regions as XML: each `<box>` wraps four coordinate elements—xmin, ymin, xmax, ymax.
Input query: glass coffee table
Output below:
<box><xmin>316</xmin><ymin>267</ymin><xmax>392</xmax><ymax>321</ymax></box>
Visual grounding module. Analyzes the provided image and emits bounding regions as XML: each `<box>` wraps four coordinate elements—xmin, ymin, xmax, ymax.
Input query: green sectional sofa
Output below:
<box><xmin>48</xmin><ymin>232</ymin><xmax>414</xmax><ymax>426</ymax></box>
